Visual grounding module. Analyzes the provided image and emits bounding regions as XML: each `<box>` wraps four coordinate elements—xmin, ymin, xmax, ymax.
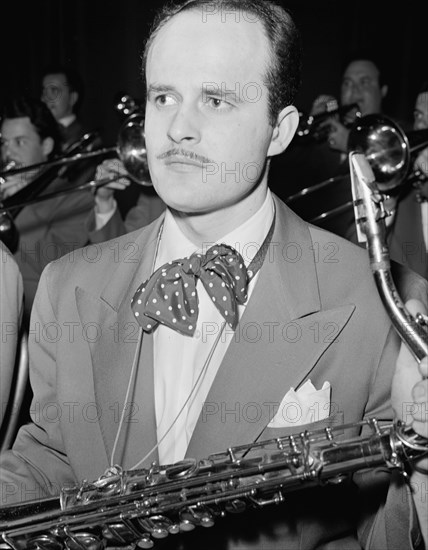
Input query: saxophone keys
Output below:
<box><xmin>137</xmin><ymin>515</ymin><xmax>176</xmax><ymax>539</ymax></box>
<box><xmin>135</xmin><ymin>535</ymin><xmax>154</xmax><ymax>549</ymax></box>
<box><xmin>63</xmin><ymin>531</ymin><xmax>104</xmax><ymax>550</ymax></box>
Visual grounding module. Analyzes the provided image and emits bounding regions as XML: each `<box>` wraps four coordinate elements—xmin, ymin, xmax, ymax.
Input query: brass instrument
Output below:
<box><xmin>0</xmin><ymin>420</ymin><xmax>426</xmax><ymax>549</ymax></box>
<box><xmin>0</xmin><ymin>161</ymin><xmax>17</xmax><ymax>195</ymax></box>
<box><xmin>349</xmin><ymin>151</ymin><xmax>428</xmax><ymax>361</ymax></box>
<box><xmin>0</xmin><ymin>115</ymin><xmax>149</xmax><ymax>185</ymax></box>
<box><xmin>0</xmin><ymin>96</ymin><xmax>150</xmax><ymax>252</ymax></box>
<box><xmin>286</xmin><ymin>115</ymin><xmax>428</xmax><ymax>226</ymax></box>
<box><xmin>0</xmin><ymin>132</ymin><xmax>102</xmax><ymax>252</ymax></box>
<box><xmin>296</xmin><ymin>101</ymin><xmax>360</xmax><ymax>142</ymax></box>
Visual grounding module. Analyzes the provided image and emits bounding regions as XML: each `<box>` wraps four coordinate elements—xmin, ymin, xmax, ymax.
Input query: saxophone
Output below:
<box><xmin>1</xmin><ymin>155</ymin><xmax>427</xmax><ymax>550</ymax></box>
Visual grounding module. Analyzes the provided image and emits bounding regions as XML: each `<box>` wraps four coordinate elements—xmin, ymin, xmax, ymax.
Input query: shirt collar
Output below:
<box><xmin>155</xmin><ymin>189</ymin><xmax>275</xmax><ymax>270</ymax></box>
<box><xmin>59</xmin><ymin>114</ymin><xmax>76</xmax><ymax>127</ymax></box>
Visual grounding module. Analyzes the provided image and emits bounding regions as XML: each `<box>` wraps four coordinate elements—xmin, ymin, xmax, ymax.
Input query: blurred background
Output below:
<box><xmin>2</xmin><ymin>0</ymin><xmax>425</xmax><ymax>142</ymax></box>
<box><xmin>1</xmin><ymin>0</ymin><xmax>426</xmax><ymax>210</ymax></box>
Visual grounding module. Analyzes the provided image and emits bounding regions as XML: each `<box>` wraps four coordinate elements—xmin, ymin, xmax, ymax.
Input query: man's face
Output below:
<box><xmin>1</xmin><ymin>117</ymin><xmax>48</xmax><ymax>167</ymax></box>
<box><xmin>144</xmin><ymin>10</ymin><xmax>287</xmax><ymax>215</ymax></box>
<box><xmin>414</xmin><ymin>91</ymin><xmax>428</xmax><ymax>130</ymax></box>
<box><xmin>340</xmin><ymin>60</ymin><xmax>386</xmax><ymax>116</ymax></box>
<box><xmin>0</xmin><ymin>116</ymin><xmax>51</xmax><ymax>196</ymax></box>
<box><xmin>41</xmin><ymin>73</ymin><xmax>76</xmax><ymax>121</ymax></box>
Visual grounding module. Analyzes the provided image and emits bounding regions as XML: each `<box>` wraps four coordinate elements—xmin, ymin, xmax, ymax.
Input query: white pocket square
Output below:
<box><xmin>267</xmin><ymin>379</ymin><xmax>331</xmax><ymax>428</ymax></box>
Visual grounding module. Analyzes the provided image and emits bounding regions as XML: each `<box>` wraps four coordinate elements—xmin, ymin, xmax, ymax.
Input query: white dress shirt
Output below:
<box><xmin>153</xmin><ymin>191</ymin><xmax>275</xmax><ymax>464</ymax></box>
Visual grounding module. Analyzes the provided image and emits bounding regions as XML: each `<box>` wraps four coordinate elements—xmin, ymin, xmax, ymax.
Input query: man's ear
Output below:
<box><xmin>42</xmin><ymin>136</ymin><xmax>54</xmax><ymax>157</ymax></box>
<box><xmin>381</xmin><ymin>84</ymin><xmax>388</xmax><ymax>99</ymax></box>
<box><xmin>267</xmin><ymin>105</ymin><xmax>299</xmax><ymax>158</ymax></box>
<box><xmin>70</xmin><ymin>91</ymin><xmax>78</xmax><ymax>109</ymax></box>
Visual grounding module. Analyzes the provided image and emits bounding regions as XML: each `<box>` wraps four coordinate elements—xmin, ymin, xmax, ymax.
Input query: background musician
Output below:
<box><xmin>380</xmin><ymin>81</ymin><xmax>428</xmax><ymax>278</ymax></box>
<box><xmin>40</xmin><ymin>64</ymin><xmax>88</xmax><ymax>150</ymax></box>
<box><xmin>269</xmin><ymin>51</ymin><xmax>390</xmax><ymax>237</ymax></box>
<box><xmin>0</xmin><ymin>3</ymin><xmax>426</xmax><ymax>549</ymax></box>
<box><xmin>0</xmin><ymin>96</ymin><xmax>94</xmax><ymax>321</ymax></box>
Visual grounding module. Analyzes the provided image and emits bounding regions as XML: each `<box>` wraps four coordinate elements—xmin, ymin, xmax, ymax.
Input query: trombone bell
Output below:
<box><xmin>347</xmin><ymin>114</ymin><xmax>410</xmax><ymax>193</ymax></box>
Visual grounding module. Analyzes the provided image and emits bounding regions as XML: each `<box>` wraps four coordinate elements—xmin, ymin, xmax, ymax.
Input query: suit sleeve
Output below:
<box><xmin>0</xmin><ymin>265</ymin><xmax>77</xmax><ymax>506</ymax></box>
<box><xmin>40</xmin><ymin>184</ymin><xmax>94</xmax><ymax>258</ymax></box>
<box><xmin>87</xmin><ymin>206</ymin><xmax>127</xmax><ymax>244</ymax></box>
<box><xmin>87</xmin><ymin>191</ymin><xmax>166</xmax><ymax>244</ymax></box>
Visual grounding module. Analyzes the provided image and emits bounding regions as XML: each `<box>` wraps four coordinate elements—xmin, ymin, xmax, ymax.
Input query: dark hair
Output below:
<box><xmin>1</xmin><ymin>96</ymin><xmax>62</xmax><ymax>158</ymax></box>
<box><xmin>340</xmin><ymin>50</ymin><xmax>388</xmax><ymax>88</ymax></box>
<box><xmin>142</xmin><ymin>0</ymin><xmax>302</xmax><ymax>125</ymax></box>
<box><xmin>417</xmin><ymin>80</ymin><xmax>428</xmax><ymax>95</ymax></box>
<box><xmin>41</xmin><ymin>64</ymin><xmax>84</xmax><ymax>112</ymax></box>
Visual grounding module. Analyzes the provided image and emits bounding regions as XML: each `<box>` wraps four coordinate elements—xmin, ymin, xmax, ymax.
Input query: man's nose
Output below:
<box><xmin>167</xmin><ymin>104</ymin><xmax>201</xmax><ymax>144</ymax></box>
<box><xmin>349</xmin><ymin>84</ymin><xmax>364</xmax><ymax>101</ymax></box>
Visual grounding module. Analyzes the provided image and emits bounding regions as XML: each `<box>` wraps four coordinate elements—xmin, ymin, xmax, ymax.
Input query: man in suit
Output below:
<box><xmin>0</xmin><ymin>97</ymin><xmax>94</xmax><ymax>321</ymax></box>
<box><xmin>0</xmin><ymin>2</ymin><xmax>427</xmax><ymax>549</ymax></box>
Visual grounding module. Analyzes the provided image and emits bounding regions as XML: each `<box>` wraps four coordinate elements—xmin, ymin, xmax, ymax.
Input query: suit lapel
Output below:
<box><xmin>186</xmin><ymin>199</ymin><xmax>355</xmax><ymax>460</ymax></box>
<box><xmin>75</xmin><ymin>218</ymin><xmax>163</xmax><ymax>466</ymax></box>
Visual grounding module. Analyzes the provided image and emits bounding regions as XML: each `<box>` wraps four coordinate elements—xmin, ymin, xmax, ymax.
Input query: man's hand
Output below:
<box><xmin>324</xmin><ymin>118</ymin><xmax>350</xmax><ymax>153</ymax></box>
<box><xmin>391</xmin><ymin>299</ymin><xmax>428</xmax><ymax>443</ymax></box>
<box><xmin>94</xmin><ymin>159</ymin><xmax>130</xmax><ymax>214</ymax></box>
<box><xmin>391</xmin><ymin>299</ymin><xmax>428</xmax><ymax>543</ymax></box>
<box><xmin>1</xmin><ymin>171</ymin><xmax>35</xmax><ymax>199</ymax></box>
<box><xmin>414</xmin><ymin>147</ymin><xmax>428</xmax><ymax>177</ymax></box>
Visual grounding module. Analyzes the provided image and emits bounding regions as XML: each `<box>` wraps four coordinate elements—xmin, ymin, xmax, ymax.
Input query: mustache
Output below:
<box><xmin>157</xmin><ymin>148</ymin><xmax>215</xmax><ymax>165</ymax></box>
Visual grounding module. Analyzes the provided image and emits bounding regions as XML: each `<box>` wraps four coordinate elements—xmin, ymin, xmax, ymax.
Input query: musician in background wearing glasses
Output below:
<box><xmin>0</xmin><ymin>2</ymin><xmax>427</xmax><ymax>549</ymax></box>
<box><xmin>0</xmin><ymin>97</ymin><xmax>94</xmax><ymax>322</ymax></box>
<box><xmin>0</xmin><ymin>241</ymin><xmax>24</xmax><ymax>430</ymax></box>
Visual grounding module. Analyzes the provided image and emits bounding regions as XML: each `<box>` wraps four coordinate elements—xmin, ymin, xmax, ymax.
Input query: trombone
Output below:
<box><xmin>0</xmin><ymin>113</ymin><xmax>150</xmax><ymax>185</ymax></box>
<box><xmin>0</xmin><ymin>98</ymin><xmax>151</xmax><ymax>251</ymax></box>
<box><xmin>296</xmin><ymin>102</ymin><xmax>361</xmax><ymax>142</ymax></box>
<box><xmin>286</xmin><ymin>115</ymin><xmax>428</xmax><ymax>225</ymax></box>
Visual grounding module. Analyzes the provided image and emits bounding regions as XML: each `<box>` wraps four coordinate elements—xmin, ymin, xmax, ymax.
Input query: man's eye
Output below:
<box><xmin>360</xmin><ymin>78</ymin><xmax>373</xmax><ymax>88</ymax></box>
<box><xmin>154</xmin><ymin>94</ymin><xmax>176</xmax><ymax>107</ymax></box>
<box><xmin>206</xmin><ymin>97</ymin><xmax>231</xmax><ymax>111</ymax></box>
<box><xmin>44</xmin><ymin>86</ymin><xmax>61</xmax><ymax>100</ymax></box>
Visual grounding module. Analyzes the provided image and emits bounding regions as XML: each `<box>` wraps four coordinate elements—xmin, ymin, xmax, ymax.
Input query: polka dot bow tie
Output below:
<box><xmin>131</xmin><ymin>244</ymin><xmax>249</xmax><ymax>336</ymax></box>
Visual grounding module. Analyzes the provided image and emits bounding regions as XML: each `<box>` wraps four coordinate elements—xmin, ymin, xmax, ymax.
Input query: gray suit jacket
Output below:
<box><xmin>0</xmin><ymin>196</ymin><xmax>425</xmax><ymax>549</ymax></box>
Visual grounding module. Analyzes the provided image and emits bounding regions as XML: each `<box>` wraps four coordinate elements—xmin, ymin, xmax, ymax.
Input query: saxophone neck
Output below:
<box><xmin>349</xmin><ymin>152</ymin><xmax>428</xmax><ymax>364</ymax></box>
